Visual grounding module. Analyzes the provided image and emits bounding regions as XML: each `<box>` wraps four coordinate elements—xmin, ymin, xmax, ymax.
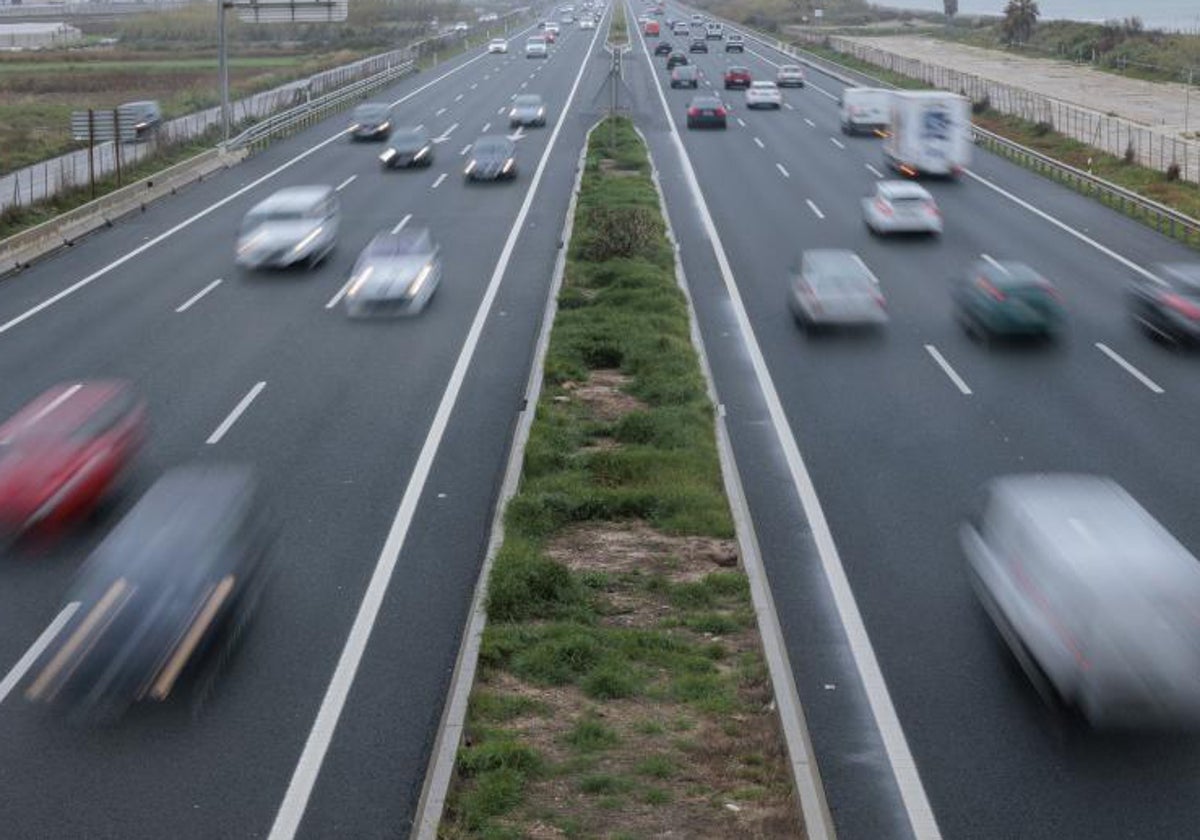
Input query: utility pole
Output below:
<box><xmin>1187</xmin><ymin>67</ymin><xmax>1194</xmax><ymax>134</ymax></box>
<box><xmin>218</xmin><ymin>0</ymin><xmax>230</xmax><ymax>143</ymax></box>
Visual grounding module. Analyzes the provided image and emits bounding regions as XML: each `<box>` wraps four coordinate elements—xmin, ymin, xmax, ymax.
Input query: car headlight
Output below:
<box><xmin>346</xmin><ymin>266</ymin><xmax>374</xmax><ymax>298</ymax></box>
<box><xmin>502</xmin><ymin>158</ymin><xmax>514</xmax><ymax>173</ymax></box>
<box><xmin>465</xmin><ymin>160</ymin><xmax>476</xmax><ymax>175</ymax></box>
<box><xmin>537</xmin><ymin>107</ymin><xmax>545</xmax><ymax>117</ymax></box>
<box><xmin>291</xmin><ymin>227</ymin><xmax>323</xmax><ymax>255</ymax></box>
<box><xmin>237</xmin><ymin>231</ymin><xmax>265</xmax><ymax>255</ymax></box>
<box><xmin>413</xmin><ymin>146</ymin><xmax>428</xmax><ymax>160</ymax></box>
<box><xmin>380</xmin><ymin>148</ymin><xmax>397</xmax><ymax>163</ymax></box>
<box><xmin>378</xmin><ymin>121</ymin><xmax>390</xmax><ymax>131</ymax></box>
<box><xmin>407</xmin><ymin>264</ymin><xmax>433</xmax><ymax>298</ymax></box>
<box><xmin>350</xmin><ymin>123</ymin><xmax>360</xmax><ymax>131</ymax></box>
<box><xmin>509</xmin><ymin>108</ymin><xmax>517</xmax><ymax>118</ymax></box>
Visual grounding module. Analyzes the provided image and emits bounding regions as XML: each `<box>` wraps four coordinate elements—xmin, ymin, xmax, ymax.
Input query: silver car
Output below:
<box><xmin>236</xmin><ymin>186</ymin><xmax>338</xmax><ymax>271</ymax></box>
<box><xmin>344</xmin><ymin>228</ymin><xmax>441</xmax><ymax>317</ymax></box>
<box><xmin>962</xmin><ymin>474</ymin><xmax>1200</xmax><ymax>728</ymax></box>
<box><xmin>788</xmin><ymin>249</ymin><xmax>887</xmax><ymax>331</ymax></box>
<box><xmin>509</xmin><ymin>94</ymin><xmax>547</xmax><ymax>128</ymax></box>
<box><xmin>862</xmin><ymin>181</ymin><xmax>942</xmax><ymax>235</ymax></box>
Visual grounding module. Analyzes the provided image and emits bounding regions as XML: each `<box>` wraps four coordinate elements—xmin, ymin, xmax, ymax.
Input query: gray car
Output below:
<box><xmin>464</xmin><ymin>135</ymin><xmax>517</xmax><ymax>181</ymax></box>
<box><xmin>380</xmin><ymin>127</ymin><xmax>434</xmax><ymax>168</ymax></box>
<box><xmin>788</xmin><ymin>249</ymin><xmax>888</xmax><ymax>331</ymax></box>
<box><xmin>962</xmin><ymin>474</ymin><xmax>1200</xmax><ymax>728</ymax></box>
<box><xmin>349</xmin><ymin>102</ymin><xmax>392</xmax><ymax>141</ymax></box>
<box><xmin>344</xmin><ymin>228</ymin><xmax>442</xmax><ymax>317</ymax></box>
<box><xmin>509</xmin><ymin>94</ymin><xmax>547</xmax><ymax>128</ymax></box>
<box><xmin>236</xmin><ymin>185</ymin><xmax>339</xmax><ymax>271</ymax></box>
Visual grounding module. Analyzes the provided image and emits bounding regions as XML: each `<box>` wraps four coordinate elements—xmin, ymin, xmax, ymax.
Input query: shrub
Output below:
<box><xmin>487</xmin><ymin>541</ymin><xmax>583</xmax><ymax>622</ymax></box>
<box><xmin>1033</xmin><ymin>120</ymin><xmax>1053</xmax><ymax>136</ymax></box>
<box><xmin>972</xmin><ymin>93</ymin><xmax>990</xmax><ymax>114</ymax></box>
<box><xmin>1167</xmin><ymin>161</ymin><xmax>1181</xmax><ymax>181</ymax></box>
<box><xmin>578</xmin><ymin>205</ymin><xmax>664</xmax><ymax>262</ymax></box>
<box><xmin>1123</xmin><ymin>142</ymin><xmax>1136</xmax><ymax>164</ymax></box>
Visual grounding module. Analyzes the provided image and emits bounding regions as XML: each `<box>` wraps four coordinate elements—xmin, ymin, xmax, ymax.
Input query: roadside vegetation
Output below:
<box><xmin>439</xmin><ymin>116</ymin><xmax>800</xmax><ymax>838</ymax></box>
<box><xmin>608</xmin><ymin>0</ymin><xmax>627</xmax><ymax>46</ymax></box>
<box><xmin>0</xmin><ymin>0</ymin><xmax>465</xmax><ymax>174</ymax></box>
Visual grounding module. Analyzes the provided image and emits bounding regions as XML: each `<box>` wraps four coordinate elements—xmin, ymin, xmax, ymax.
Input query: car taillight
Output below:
<box><xmin>1162</xmin><ymin>292</ymin><xmax>1200</xmax><ymax>320</ymax></box>
<box><xmin>977</xmin><ymin>277</ymin><xmax>1006</xmax><ymax>301</ymax></box>
<box><xmin>688</xmin><ymin>107</ymin><xmax>699</xmax><ymax>116</ymax></box>
<box><xmin>925</xmin><ymin>201</ymin><xmax>941</xmax><ymax>217</ymax></box>
<box><xmin>874</xmin><ymin>198</ymin><xmax>892</xmax><ymax>216</ymax></box>
<box><xmin>873</xmin><ymin>292</ymin><xmax>887</xmax><ymax>309</ymax></box>
<box><xmin>1039</xmin><ymin>281</ymin><xmax>1062</xmax><ymax>301</ymax></box>
<box><xmin>715</xmin><ymin>107</ymin><xmax>727</xmax><ymax>116</ymax></box>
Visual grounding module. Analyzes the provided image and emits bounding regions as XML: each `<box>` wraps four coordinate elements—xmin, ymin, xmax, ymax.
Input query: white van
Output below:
<box><xmin>839</xmin><ymin>87</ymin><xmax>892</xmax><ymax>136</ymax></box>
<box><xmin>705</xmin><ymin>21</ymin><xmax>723</xmax><ymax>39</ymax></box>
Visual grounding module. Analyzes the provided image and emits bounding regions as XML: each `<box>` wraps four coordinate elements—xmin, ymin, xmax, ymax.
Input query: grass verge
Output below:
<box><xmin>438</xmin><ymin>116</ymin><xmax>802</xmax><ymax>838</ymax></box>
<box><xmin>609</xmin><ymin>2</ymin><xmax>628</xmax><ymax>47</ymax></box>
<box><xmin>793</xmin><ymin>41</ymin><xmax>1200</xmax><ymax>247</ymax></box>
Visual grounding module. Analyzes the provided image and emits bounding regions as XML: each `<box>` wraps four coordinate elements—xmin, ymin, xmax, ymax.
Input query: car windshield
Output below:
<box><xmin>474</xmin><ymin>138</ymin><xmax>511</xmax><ymax>157</ymax></box>
<box><xmin>1159</xmin><ymin>263</ymin><xmax>1200</xmax><ymax>295</ymax></box>
<box><xmin>366</xmin><ymin>230</ymin><xmax>433</xmax><ymax>258</ymax></box>
<box><xmin>241</xmin><ymin>207</ymin><xmax>304</xmax><ymax>231</ymax></box>
<box><xmin>751</xmin><ymin>82</ymin><xmax>776</xmax><ymax>89</ymax></box>
<box><xmin>353</xmin><ymin>104</ymin><xmax>389</xmax><ymax>122</ymax></box>
<box><xmin>514</xmin><ymin>95</ymin><xmax>541</xmax><ymax>107</ymax></box>
<box><xmin>675</xmin><ymin>67</ymin><xmax>696</xmax><ymax>76</ymax></box>
<box><xmin>391</xmin><ymin>129</ymin><xmax>427</xmax><ymax>147</ymax></box>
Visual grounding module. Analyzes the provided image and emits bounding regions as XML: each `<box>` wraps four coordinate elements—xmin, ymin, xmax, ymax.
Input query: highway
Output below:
<box><xmin>628</xmin><ymin>5</ymin><xmax>1200</xmax><ymax>839</ymax></box>
<box><xmin>3</xmin><ymin>0</ymin><xmax>1200</xmax><ymax>836</ymax></box>
<box><xmin>0</xmin><ymin>12</ymin><xmax>616</xmax><ymax>839</ymax></box>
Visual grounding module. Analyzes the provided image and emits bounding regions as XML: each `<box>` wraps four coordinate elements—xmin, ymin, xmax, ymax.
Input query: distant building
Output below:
<box><xmin>0</xmin><ymin>21</ymin><xmax>82</xmax><ymax>49</ymax></box>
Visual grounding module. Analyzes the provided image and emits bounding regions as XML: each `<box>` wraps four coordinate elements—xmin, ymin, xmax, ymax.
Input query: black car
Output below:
<box><xmin>25</xmin><ymin>465</ymin><xmax>272</xmax><ymax>722</ymax></box>
<box><xmin>1128</xmin><ymin>262</ymin><xmax>1200</xmax><ymax>345</ymax></box>
<box><xmin>689</xmin><ymin>38</ymin><xmax>708</xmax><ymax>53</ymax></box>
<box><xmin>465</xmin><ymin>135</ymin><xmax>517</xmax><ymax>181</ymax></box>
<box><xmin>666</xmin><ymin>51</ymin><xmax>689</xmax><ymax>69</ymax></box>
<box><xmin>380</xmin><ymin>127</ymin><xmax>434</xmax><ymax>168</ymax></box>
<box><xmin>349</xmin><ymin>102</ymin><xmax>392</xmax><ymax>141</ymax></box>
<box><xmin>671</xmin><ymin>65</ymin><xmax>700</xmax><ymax>88</ymax></box>
<box><xmin>654</xmin><ymin>40</ymin><xmax>673</xmax><ymax>56</ymax></box>
<box><xmin>686</xmin><ymin>95</ymin><xmax>727</xmax><ymax>129</ymax></box>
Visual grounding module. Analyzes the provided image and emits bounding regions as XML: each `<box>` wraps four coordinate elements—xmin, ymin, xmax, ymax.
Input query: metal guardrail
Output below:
<box><xmin>224</xmin><ymin>60</ymin><xmax>417</xmax><ymax>152</ymax></box>
<box><xmin>671</xmin><ymin>2</ymin><xmax>1200</xmax><ymax>247</ymax></box>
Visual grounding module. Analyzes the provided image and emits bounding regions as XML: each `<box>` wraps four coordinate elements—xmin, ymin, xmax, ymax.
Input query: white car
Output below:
<box><xmin>525</xmin><ymin>36</ymin><xmax>548</xmax><ymax>58</ymax></box>
<box><xmin>776</xmin><ymin>65</ymin><xmax>806</xmax><ymax>88</ymax></box>
<box><xmin>745</xmin><ymin>81</ymin><xmax>782</xmax><ymax>109</ymax></box>
<box><xmin>579</xmin><ymin>16</ymin><xmax>595</xmax><ymax>29</ymax></box>
<box><xmin>487</xmin><ymin>38</ymin><xmax>508</xmax><ymax>54</ymax></box>
<box><xmin>862</xmin><ymin>181</ymin><xmax>942</xmax><ymax>235</ymax></box>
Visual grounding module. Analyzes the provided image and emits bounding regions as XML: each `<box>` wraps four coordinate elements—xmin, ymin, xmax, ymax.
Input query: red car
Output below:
<box><xmin>544</xmin><ymin>29</ymin><xmax>557</xmax><ymax>43</ymax></box>
<box><xmin>0</xmin><ymin>381</ymin><xmax>146</xmax><ymax>539</ymax></box>
<box><xmin>724</xmin><ymin>66</ymin><xmax>752</xmax><ymax>90</ymax></box>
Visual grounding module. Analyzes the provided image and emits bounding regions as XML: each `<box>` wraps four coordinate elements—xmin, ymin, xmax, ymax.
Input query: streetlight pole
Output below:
<box><xmin>218</xmin><ymin>0</ymin><xmax>230</xmax><ymax>143</ymax></box>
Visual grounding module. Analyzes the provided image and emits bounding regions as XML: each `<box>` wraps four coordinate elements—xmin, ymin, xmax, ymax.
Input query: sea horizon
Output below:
<box><xmin>871</xmin><ymin>0</ymin><xmax>1200</xmax><ymax>32</ymax></box>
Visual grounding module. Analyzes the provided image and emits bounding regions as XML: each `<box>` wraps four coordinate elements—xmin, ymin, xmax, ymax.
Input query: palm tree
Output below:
<box><xmin>1001</xmin><ymin>0</ymin><xmax>1040</xmax><ymax>44</ymax></box>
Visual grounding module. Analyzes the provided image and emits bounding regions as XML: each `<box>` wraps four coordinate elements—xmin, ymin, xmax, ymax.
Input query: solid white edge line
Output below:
<box><xmin>0</xmin><ymin>31</ymin><xmax>537</xmax><ymax>339</ymax></box>
<box><xmin>410</xmin><ymin>118</ymin><xmax>593</xmax><ymax>840</ymax></box>
<box><xmin>635</xmin><ymin>116</ymin><xmax>835</xmax><ymax>839</ymax></box>
<box><xmin>963</xmin><ymin>170</ymin><xmax>1164</xmax><ymax>285</ymax></box>
<box><xmin>776</xmin><ymin>162</ymin><xmax>790</xmax><ymax>178</ymax></box>
<box><xmin>205</xmin><ymin>381</ymin><xmax>266</xmax><ymax>445</ymax></box>
<box><xmin>391</xmin><ymin>213</ymin><xmax>413</xmax><ymax>235</ymax></box>
<box><xmin>0</xmin><ymin>602</ymin><xmax>79</xmax><ymax>706</ymax></box>
<box><xmin>1095</xmin><ymin>342</ymin><xmax>1164</xmax><ymax>394</ymax></box>
<box><xmin>924</xmin><ymin>345</ymin><xmax>973</xmax><ymax>396</ymax></box>
<box><xmin>174</xmin><ymin>278</ymin><xmax>222</xmax><ymax>313</ymax></box>
<box><xmin>266</xmin><ymin>13</ymin><xmax>609</xmax><ymax>840</ymax></box>
<box><xmin>634</xmin><ymin>13</ymin><xmax>943</xmax><ymax>839</ymax></box>
<box><xmin>805</xmin><ymin>198</ymin><xmax>825</xmax><ymax>219</ymax></box>
<box><xmin>335</xmin><ymin>175</ymin><xmax>356</xmax><ymax>191</ymax></box>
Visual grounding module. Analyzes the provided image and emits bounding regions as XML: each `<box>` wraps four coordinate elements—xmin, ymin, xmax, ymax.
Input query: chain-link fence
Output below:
<box><xmin>0</xmin><ymin>13</ymin><xmax>529</xmax><ymax>214</ymax></box>
<box><xmin>792</xmin><ymin>32</ymin><xmax>1200</xmax><ymax>185</ymax></box>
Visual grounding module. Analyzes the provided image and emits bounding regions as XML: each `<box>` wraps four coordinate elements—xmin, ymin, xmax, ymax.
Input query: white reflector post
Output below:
<box><xmin>234</xmin><ymin>0</ymin><xmax>348</xmax><ymax>23</ymax></box>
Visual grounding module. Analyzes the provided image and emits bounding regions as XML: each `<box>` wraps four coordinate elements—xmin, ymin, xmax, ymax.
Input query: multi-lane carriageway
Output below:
<box><xmin>0</xmin><ymin>1</ymin><xmax>1198</xmax><ymax>837</ymax></box>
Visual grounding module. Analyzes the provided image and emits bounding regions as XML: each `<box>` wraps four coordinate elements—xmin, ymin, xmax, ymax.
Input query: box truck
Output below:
<box><xmin>883</xmin><ymin>91</ymin><xmax>971</xmax><ymax>178</ymax></box>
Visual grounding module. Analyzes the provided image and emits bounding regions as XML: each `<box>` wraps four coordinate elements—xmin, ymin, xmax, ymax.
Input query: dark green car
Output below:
<box><xmin>954</xmin><ymin>260</ymin><xmax>1064</xmax><ymax>341</ymax></box>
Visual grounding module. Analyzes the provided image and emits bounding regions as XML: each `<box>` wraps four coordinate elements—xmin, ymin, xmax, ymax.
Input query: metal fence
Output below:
<box><xmin>0</xmin><ymin>12</ymin><xmax>530</xmax><ymax>214</ymax></box>
<box><xmin>791</xmin><ymin>32</ymin><xmax>1200</xmax><ymax>184</ymax></box>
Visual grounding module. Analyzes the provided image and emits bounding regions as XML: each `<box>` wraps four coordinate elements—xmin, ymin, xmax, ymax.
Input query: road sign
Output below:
<box><xmin>71</xmin><ymin>106</ymin><xmax>156</xmax><ymax>143</ymax></box>
<box><xmin>233</xmin><ymin>0</ymin><xmax>348</xmax><ymax>24</ymax></box>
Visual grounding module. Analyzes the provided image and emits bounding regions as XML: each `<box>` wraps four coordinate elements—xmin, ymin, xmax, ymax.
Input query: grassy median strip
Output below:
<box><xmin>439</xmin><ymin>116</ymin><xmax>801</xmax><ymax>838</ymax></box>
<box><xmin>609</xmin><ymin>2</ymin><xmax>628</xmax><ymax>47</ymax></box>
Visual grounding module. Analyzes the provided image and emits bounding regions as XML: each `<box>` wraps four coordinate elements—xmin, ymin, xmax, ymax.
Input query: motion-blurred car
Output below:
<box><xmin>788</xmin><ymin>249</ymin><xmax>887</xmax><ymax>331</ymax></box>
<box><xmin>544</xmin><ymin>20</ymin><xmax>560</xmax><ymax>34</ymax></box>
<box><xmin>25</xmin><ymin>464</ymin><xmax>272</xmax><ymax>722</ymax></box>
<box><xmin>670</xmin><ymin>65</ymin><xmax>699</xmax><ymax>89</ymax></box>
<box><xmin>348</xmin><ymin>102</ymin><xmax>392</xmax><ymax>141</ymax></box>
<box><xmin>643</xmin><ymin>19</ymin><xmax>660</xmax><ymax>36</ymax></box>
<box><xmin>723</xmin><ymin>66</ymin><xmax>752</xmax><ymax>89</ymax></box>
<box><xmin>962</xmin><ymin>474</ymin><xmax>1200</xmax><ymax>728</ymax></box>
<box><xmin>465</xmin><ymin>135</ymin><xmax>517</xmax><ymax>181</ymax></box>
<box><xmin>725</xmin><ymin>33</ymin><xmax>744</xmax><ymax>52</ymax></box>
<box><xmin>666</xmin><ymin>51</ymin><xmax>688</xmax><ymax>69</ymax></box>
<box><xmin>862</xmin><ymin>181</ymin><xmax>942</xmax><ymax>236</ymax></box>
<box><xmin>379</xmin><ymin>127</ymin><xmax>434</xmax><ymax>169</ymax></box>
<box><xmin>526</xmin><ymin>35</ymin><xmax>548</xmax><ymax>57</ymax></box>
<box><xmin>776</xmin><ymin>64</ymin><xmax>806</xmax><ymax>88</ymax></box>
<box><xmin>688</xmin><ymin>38</ymin><xmax>708</xmax><ymax>53</ymax></box>
<box><xmin>673</xmin><ymin>23</ymin><xmax>689</xmax><ymax>36</ymax></box>
<box><xmin>236</xmin><ymin>186</ymin><xmax>339</xmax><ymax>270</ymax></box>
<box><xmin>654</xmin><ymin>40</ymin><xmax>674</xmax><ymax>56</ymax></box>
<box><xmin>686</xmin><ymin>95</ymin><xmax>727</xmax><ymax>129</ymax></box>
<box><xmin>745</xmin><ymin>81</ymin><xmax>782</xmax><ymax>109</ymax></box>
<box><xmin>487</xmin><ymin>38</ymin><xmax>509</xmax><ymax>53</ymax></box>
<box><xmin>509</xmin><ymin>94</ymin><xmax>548</xmax><ymax>127</ymax></box>
<box><xmin>1127</xmin><ymin>263</ymin><xmax>1200</xmax><ymax>345</ymax></box>
<box><xmin>0</xmin><ymin>381</ymin><xmax>145</xmax><ymax>541</ymax></box>
<box><xmin>579</xmin><ymin>15</ymin><xmax>595</xmax><ymax>29</ymax></box>
<box><xmin>954</xmin><ymin>260</ymin><xmax>1065</xmax><ymax>341</ymax></box>
<box><xmin>344</xmin><ymin>228</ymin><xmax>442</xmax><ymax>317</ymax></box>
